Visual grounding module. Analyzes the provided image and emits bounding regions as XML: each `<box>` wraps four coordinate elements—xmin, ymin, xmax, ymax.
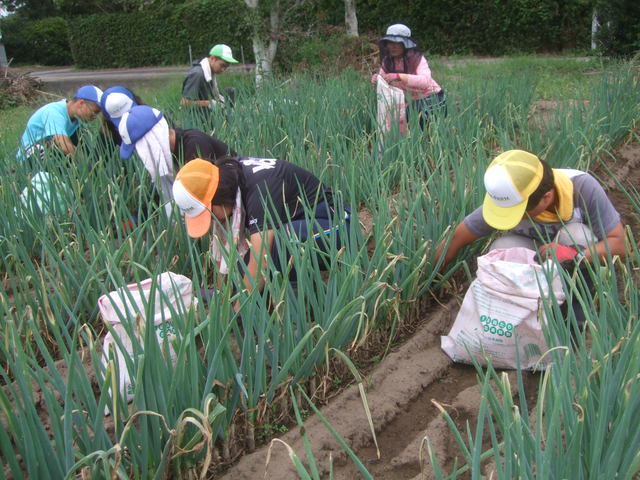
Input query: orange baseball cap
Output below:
<box><xmin>172</xmin><ymin>159</ymin><xmax>220</xmax><ymax>238</ymax></box>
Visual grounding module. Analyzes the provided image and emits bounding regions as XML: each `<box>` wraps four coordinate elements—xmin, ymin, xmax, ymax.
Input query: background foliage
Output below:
<box><xmin>594</xmin><ymin>0</ymin><xmax>640</xmax><ymax>57</ymax></box>
<box><xmin>0</xmin><ymin>0</ymin><xmax>638</xmax><ymax>67</ymax></box>
<box><xmin>1</xmin><ymin>16</ymin><xmax>72</xmax><ymax>65</ymax></box>
<box><xmin>310</xmin><ymin>0</ymin><xmax>594</xmax><ymax>55</ymax></box>
<box><xmin>68</xmin><ymin>0</ymin><xmax>253</xmax><ymax>68</ymax></box>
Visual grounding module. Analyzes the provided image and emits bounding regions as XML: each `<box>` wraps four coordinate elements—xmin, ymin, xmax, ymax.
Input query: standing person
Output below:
<box><xmin>118</xmin><ymin>105</ymin><xmax>236</xmax><ymax>215</ymax></box>
<box><xmin>172</xmin><ymin>157</ymin><xmax>351</xmax><ymax>294</ymax></box>
<box><xmin>181</xmin><ymin>44</ymin><xmax>239</xmax><ymax>113</ymax></box>
<box><xmin>437</xmin><ymin>149</ymin><xmax>626</xmax><ymax>325</ymax></box>
<box><xmin>17</xmin><ymin>85</ymin><xmax>103</xmax><ymax>163</ymax></box>
<box><xmin>372</xmin><ymin>24</ymin><xmax>446</xmax><ymax>128</ymax></box>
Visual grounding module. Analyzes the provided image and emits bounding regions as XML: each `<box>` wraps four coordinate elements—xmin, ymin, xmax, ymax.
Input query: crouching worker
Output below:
<box><xmin>438</xmin><ymin>149</ymin><xmax>626</xmax><ymax>326</ymax></box>
<box><xmin>172</xmin><ymin>157</ymin><xmax>351</xmax><ymax>297</ymax></box>
<box><xmin>117</xmin><ymin>105</ymin><xmax>236</xmax><ymax>217</ymax></box>
<box><xmin>181</xmin><ymin>43</ymin><xmax>239</xmax><ymax>127</ymax></box>
<box><xmin>99</xmin><ymin>86</ymin><xmax>144</xmax><ymax>146</ymax></box>
<box><xmin>17</xmin><ymin>85</ymin><xmax>103</xmax><ymax>166</ymax></box>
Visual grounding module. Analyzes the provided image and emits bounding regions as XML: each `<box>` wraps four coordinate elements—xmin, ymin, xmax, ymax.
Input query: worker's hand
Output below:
<box><xmin>371</xmin><ymin>73</ymin><xmax>378</xmax><ymax>84</ymax></box>
<box><xmin>539</xmin><ymin>243</ymin><xmax>580</xmax><ymax>263</ymax></box>
<box><xmin>382</xmin><ymin>73</ymin><xmax>402</xmax><ymax>85</ymax></box>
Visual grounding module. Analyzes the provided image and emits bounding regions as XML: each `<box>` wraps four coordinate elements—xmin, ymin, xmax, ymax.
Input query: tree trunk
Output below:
<box><xmin>591</xmin><ymin>8</ymin><xmax>600</xmax><ymax>50</ymax></box>
<box><xmin>344</xmin><ymin>0</ymin><xmax>358</xmax><ymax>37</ymax></box>
<box><xmin>245</xmin><ymin>0</ymin><xmax>281</xmax><ymax>86</ymax></box>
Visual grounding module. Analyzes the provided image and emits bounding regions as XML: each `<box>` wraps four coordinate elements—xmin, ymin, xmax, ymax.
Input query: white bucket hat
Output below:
<box><xmin>380</xmin><ymin>24</ymin><xmax>418</xmax><ymax>49</ymax></box>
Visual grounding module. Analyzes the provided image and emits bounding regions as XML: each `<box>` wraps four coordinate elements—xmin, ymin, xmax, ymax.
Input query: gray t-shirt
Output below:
<box><xmin>181</xmin><ymin>61</ymin><xmax>220</xmax><ymax>101</ymax></box>
<box><xmin>464</xmin><ymin>169</ymin><xmax>621</xmax><ymax>241</ymax></box>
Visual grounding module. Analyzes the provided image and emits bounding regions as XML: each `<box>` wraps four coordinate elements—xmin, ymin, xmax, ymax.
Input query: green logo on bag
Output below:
<box><xmin>480</xmin><ymin>315</ymin><xmax>513</xmax><ymax>337</ymax></box>
<box><xmin>155</xmin><ymin>322</ymin><xmax>177</xmax><ymax>339</ymax></box>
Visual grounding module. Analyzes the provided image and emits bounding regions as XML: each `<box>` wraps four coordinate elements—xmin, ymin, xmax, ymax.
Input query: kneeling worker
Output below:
<box><xmin>17</xmin><ymin>85</ymin><xmax>103</xmax><ymax>163</ymax></box>
<box><xmin>438</xmin><ymin>149</ymin><xmax>626</xmax><ymax>324</ymax></box>
<box><xmin>117</xmin><ymin>105</ymin><xmax>236</xmax><ymax>216</ymax></box>
<box><xmin>172</xmin><ymin>157</ymin><xmax>351</xmax><ymax>296</ymax></box>
<box><xmin>181</xmin><ymin>44</ymin><xmax>238</xmax><ymax>112</ymax></box>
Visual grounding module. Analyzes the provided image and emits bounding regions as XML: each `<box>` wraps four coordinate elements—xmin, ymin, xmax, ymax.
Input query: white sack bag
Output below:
<box><xmin>441</xmin><ymin>248</ymin><xmax>565</xmax><ymax>370</ymax></box>
<box><xmin>99</xmin><ymin>272</ymin><xmax>197</xmax><ymax>413</ymax></box>
<box><xmin>376</xmin><ymin>75</ymin><xmax>407</xmax><ymax>135</ymax></box>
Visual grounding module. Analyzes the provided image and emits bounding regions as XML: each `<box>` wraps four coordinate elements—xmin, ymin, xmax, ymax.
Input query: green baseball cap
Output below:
<box><xmin>209</xmin><ymin>44</ymin><xmax>239</xmax><ymax>64</ymax></box>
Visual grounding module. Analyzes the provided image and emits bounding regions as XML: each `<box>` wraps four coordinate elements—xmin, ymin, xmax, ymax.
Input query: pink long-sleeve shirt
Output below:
<box><xmin>376</xmin><ymin>56</ymin><xmax>442</xmax><ymax>100</ymax></box>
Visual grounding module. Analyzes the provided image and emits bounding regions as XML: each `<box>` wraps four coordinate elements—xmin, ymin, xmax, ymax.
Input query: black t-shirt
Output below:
<box><xmin>239</xmin><ymin>157</ymin><xmax>331</xmax><ymax>234</ymax></box>
<box><xmin>173</xmin><ymin>128</ymin><xmax>237</xmax><ymax>168</ymax></box>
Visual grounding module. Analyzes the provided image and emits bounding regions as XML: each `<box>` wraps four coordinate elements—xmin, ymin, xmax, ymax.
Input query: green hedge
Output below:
<box><xmin>310</xmin><ymin>0</ymin><xmax>593</xmax><ymax>55</ymax></box>
<box><xmin>6</xmin><ymin>1</ymin><xmax>634</xmax><ymax>68</ymax></box>
<box><xmin>1</xmin><ymin>16</ymin><xmax>73</xmax><ymax>65</ymax></box>
<box><xmin>68</xmin><ymin>0</ymin><xmax>253</xmax><ymax>68</ymax></box>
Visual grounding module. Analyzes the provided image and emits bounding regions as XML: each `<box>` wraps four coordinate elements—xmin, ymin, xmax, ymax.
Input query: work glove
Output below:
<box><xmin>538</xmin><ymin>242</ymin><xmax>583</xmax><ymax>263</ymax></box>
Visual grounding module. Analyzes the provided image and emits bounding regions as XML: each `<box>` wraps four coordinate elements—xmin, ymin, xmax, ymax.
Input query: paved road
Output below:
<box><xmin>27</xmin><ymin>64</ymin><xmax>254</xmax><ymax>93</ymax></box>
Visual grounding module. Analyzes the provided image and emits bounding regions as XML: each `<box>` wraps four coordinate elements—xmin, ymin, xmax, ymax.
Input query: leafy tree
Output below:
<box><xmin>594</xmin><ymin>0</ymin><xmax>640</xmax><ymax>56</ymax></box>
<box><xmin>244</xmin><ymin>0</ymin><xmax>310</xmax><ymax>84</ymax></box>
<box><xmin>0</xmin><ymin>0</ymin><xmax>59</xmax><ymax>19</ymax></box>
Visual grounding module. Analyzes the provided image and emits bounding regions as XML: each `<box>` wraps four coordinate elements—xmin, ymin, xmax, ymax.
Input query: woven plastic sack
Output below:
<box><xmin>376</xmin><ymin>75</ymin><xmax>407</xmax><ymax>135</ymax></box>
<box><xmin>99</xmin><ymin>272</ymin><xmax>197</xmax><ymax>414</ymax></box>
<box><xmin>441</xmin><ymin>248</ymin><xmax>565</xmax><ymax>370</ymax></box>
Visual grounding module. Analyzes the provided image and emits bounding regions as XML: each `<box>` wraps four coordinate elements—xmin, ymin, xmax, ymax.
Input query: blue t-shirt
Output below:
<box><xmin>17</xmin><ymin>100</ymin><xmax>78</xmax><ymax>159</ymax></box>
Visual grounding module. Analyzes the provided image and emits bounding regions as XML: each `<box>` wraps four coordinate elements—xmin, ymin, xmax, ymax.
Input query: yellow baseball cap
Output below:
<box><xmin>482</xmin><ymin>150</ymin><xmax>544</xmax><ymax>230</ymax></box>
<box><xmin>172</xmin><ymin>159</ymin><xmax>220</xmax><ymax>238</ymax></box>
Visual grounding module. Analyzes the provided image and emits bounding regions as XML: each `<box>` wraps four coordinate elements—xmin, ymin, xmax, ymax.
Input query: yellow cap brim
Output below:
<box><xmin>184</xmin><ymin>209</ymin><xmax>212</xmax><ymax>238</ymax></box>
<box><xmin>482</xmin><ymin>193</ymin><xmax>527</xmax><ymax>230</ymax></box>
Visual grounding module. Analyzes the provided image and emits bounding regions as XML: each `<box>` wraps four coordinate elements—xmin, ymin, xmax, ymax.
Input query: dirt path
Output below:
<box><xmin>220</xmin><ymin>299</ymin><xmax>539</xmax><ymax>480</ymax></box>
<box><xmin>220</xmin><ymin>129</ymin><xmax>640</xmax><ymax>480</ymax></box>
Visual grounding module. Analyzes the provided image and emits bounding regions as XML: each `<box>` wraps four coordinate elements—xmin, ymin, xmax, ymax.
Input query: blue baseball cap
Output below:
<box><xmin>118</xmin><ymin>105</ymin><xmax>164</xmax><ymax>159</ymax></box>
<box><xmin>74</xmin><ymin>85</ymin><xmax>103</xmax><ymax>104</ymax></box>
<box><xmin>100</xmin><ymin>86</ymin><xmax>137</xmax><ymax>127</ymax></box>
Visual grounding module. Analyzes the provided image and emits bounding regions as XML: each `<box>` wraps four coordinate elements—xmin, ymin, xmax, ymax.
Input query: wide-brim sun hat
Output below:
<box><xmin>172</xmin><ymin>159</ymin><xmax>220</xmax><ymax>238</ymax></box>
<box><xmin>118</xmin><ymin>105</ymin><xmax>163</xmax><ymax>159</ymax></box>
<box><xmin>380</xmin><ymin>24</ymin><xmax>417</xmax><ymax>49</ymax></box>
<box><xmin>101</xmin><ymin>86</ymin><xmax>137</xmax><ymax>127</ymax></box>
<box><xmin>482</xmin><ymin>150</ymin><xmax>545</xmax><ymax>230</ymax></box>
<box><xmin>209</xmin><ymin>44</ymin><xmax>239</xmax><ymax>64</ymax></box>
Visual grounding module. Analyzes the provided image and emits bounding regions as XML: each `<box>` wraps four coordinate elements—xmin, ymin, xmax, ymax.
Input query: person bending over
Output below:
<box><xmin>437</xmin><ymin>149</ymin><xmax>626</xmax><ymax>325</ymax></box>
<box><xmin>181</xmin><ymin>44</ymin><xmax>238</xmax><ymax>112</ymax></box>
<box><xmin>172</xmin><ymin>157</ymin><xmax>351</xmax><ymax>298</ymax></box>
<box><xmin>17</xmin><ymin>85</ymin><xmax>103</xmax><ymax>164</ymax></box>
<box><xmin>117</xmin><ymin>105</ymin><xmax>237</xmax><ymax>216</ymax></box>
<box><xmin>99</xmin><ymin>86</ymin><xmax>145</xmax><ymax>146</ymax></box>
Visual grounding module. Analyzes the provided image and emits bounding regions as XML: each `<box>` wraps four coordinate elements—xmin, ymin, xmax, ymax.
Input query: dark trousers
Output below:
<box><xmin>239</xmin><ymin>202</ymin><xmax>351</xmax><ymax>282</ymax></box>
<box><xmin>408</xmin><ymin>89</ymin><xmax>447</xmax><ymax>129</ymax></box>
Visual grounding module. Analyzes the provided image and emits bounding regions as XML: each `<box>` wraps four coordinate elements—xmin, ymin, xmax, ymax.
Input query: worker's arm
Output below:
<box><xmin>51</xmin><ymin>134</ymin><xmax>76</xmax><ymax>156</ymax></box>
<box><xmin>584</xmin><ymin>222</ymin><xmax>626</xmax><ymax>261</ymax></box>
<box><xmin>180</xmin><ymin>97</ymin><xmax>217</xmax><ymax>108</ymax></box>
<box><xmin>244</xmin><ymin>229</ymin><xmax>275</xmax><ymax>292</ymax></box>
<box><xmin>435</xmin><ymin>221</ymin><xmax>480</xmax><ymax>268</ymax></box>
<box><xmin>233</xmin><ymin>229</ymin><xmax>275</xmax><ymax>312</ymax></box>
